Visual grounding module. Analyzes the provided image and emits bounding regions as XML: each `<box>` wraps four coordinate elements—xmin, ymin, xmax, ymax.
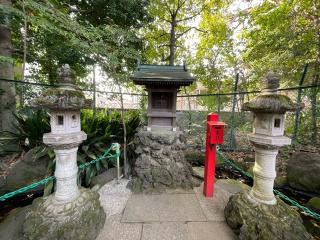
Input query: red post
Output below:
<box><xmin>203</xmin><ymin>112</ymin><xmax>226</xmax><ymax>198</ymax></box>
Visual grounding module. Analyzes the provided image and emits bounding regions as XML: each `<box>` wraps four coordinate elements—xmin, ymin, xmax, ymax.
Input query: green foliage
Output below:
<box><xmin>79</xmin><ymin>109</ymin><xmax>140</xmax><ymax>186</ymax></box>
<box><xmin>0</xmin><ymin>109</ymin><xmax>50</xmax><ymax>156</ymax></box>
<box><xmin>1</xmin><ymin>0</ymin><xmax>150</xmax><ymax>84</ymax></box>
<box><xmin>0</xmin><ymin>108</ymin><xmax>140</xmax><ymax>187</ymax></box>
<box><xmin>143</xmin><ymin>0</ymin><xmax>204</xmax><ymax>65</ymax></box>
<box><xmin>71</xmin><ymin>0</ymin><xmax>151</xmax><ymax>29</ymax></box>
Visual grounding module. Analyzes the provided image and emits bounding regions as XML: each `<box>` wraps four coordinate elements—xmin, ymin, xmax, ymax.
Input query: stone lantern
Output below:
<box><xmin>242</xmin><ymin>71</ymin><xmax>297</xmax><ymax>205</ymax></box>
<box><xmin>224</xmin><ymin>72</ymin><xmax>311</xmax><ymax>239</ymax></box>
<box><xmin>23</xmin><ymin>65</ymin><xmax>105</xmax><ymax>240</ymax></box>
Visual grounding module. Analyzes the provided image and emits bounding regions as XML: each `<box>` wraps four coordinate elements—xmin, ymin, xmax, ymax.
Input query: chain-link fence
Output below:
<box><xmin>0</xmin><ymin>77</ymin><xmax>319</xmax><ymax>151</ymax></box>
<box><xmin>177</xmin><ymin>85</ymin><xmax>319</xmax><ymax>151</ymax></box>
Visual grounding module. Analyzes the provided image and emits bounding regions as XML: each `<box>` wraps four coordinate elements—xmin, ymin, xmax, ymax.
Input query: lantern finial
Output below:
<box><xmin>57</xmin><ymin>64</ymin><xmax>75</xmax><ymax>87</ymax></box>
<box><xmin>262</xmin><ymin>71</ymin><xmax>280</xmax><ymax>92</ymax></box>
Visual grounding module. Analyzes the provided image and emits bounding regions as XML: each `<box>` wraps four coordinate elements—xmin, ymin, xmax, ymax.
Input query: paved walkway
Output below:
<box><xmin>97</xmin><ymin>179</ymin><xmax>239</xmax><ymax>240</ymax></box>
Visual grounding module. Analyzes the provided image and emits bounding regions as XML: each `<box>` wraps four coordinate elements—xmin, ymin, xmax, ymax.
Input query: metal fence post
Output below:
<box><xmin>292</xmin><ymin>64</ymin><xmax>308</xmax><ymax>143</ymax></box>
<box><xmin>229</xmin><ymin>73</ymin><xmax>239</xmax><ymax>150</ymax></box>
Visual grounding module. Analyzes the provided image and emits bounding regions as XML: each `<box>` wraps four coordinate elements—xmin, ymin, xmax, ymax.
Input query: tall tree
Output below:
<box><xmin>144</xmin><ymin>0</ymin><xmax>204</xmax><ymax>65</ymax></box>
<box><xmin>0</xmin><ymin>0</ymin><xmax>16</xmax><ymax>131</ymax></box>
<box><xmin>243</xmin><ymin>0</ymin><xmax>320</xmax><ymax>143</ymax></box>
<box><xmin>5</xmin><ymin>0</ymin><xmax>150</xmax><ymax>84</ymax></box>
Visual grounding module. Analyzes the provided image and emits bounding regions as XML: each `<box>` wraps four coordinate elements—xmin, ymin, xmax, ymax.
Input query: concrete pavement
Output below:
<box><xmin>97</xmin><ymin>179</ymin><xmax>238</xmax><ymax>240</ymax></box>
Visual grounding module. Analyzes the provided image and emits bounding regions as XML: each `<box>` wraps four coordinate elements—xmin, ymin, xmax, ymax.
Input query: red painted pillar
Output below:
<box><xmin>203</xmin><ymin>113</ymin><xmax>219</xmax><ymax>197</ymax></box>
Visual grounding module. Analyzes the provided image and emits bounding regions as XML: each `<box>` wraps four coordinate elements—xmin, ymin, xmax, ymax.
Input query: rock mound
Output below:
<box><xmin>23</xmin><ymin>188</ymin><xmax>105</xmax><ymax>240</ymax></box>
<box><xmin>129</xmin><ymin>129</ymin><xmax>194</xmax><ymax>192</ymax></box>
<box><xmin>224</xmin><ymin>191</ymin><xmax>312</xmax><ymax>240</ymax></box>
<box><xmin>287</xmin><ymin>151</ymin><xmax>320</xmax><ymax>194</ymax></box>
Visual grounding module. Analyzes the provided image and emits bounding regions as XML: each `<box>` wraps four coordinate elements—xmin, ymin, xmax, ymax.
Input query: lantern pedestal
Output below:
<box><xmin>247</xmin><ymin>133</ymin><xmax>291</xmax><ymax>205</ymax></box>
<box><xmin>43</xmin><ymin>131</ymin><xmax>87</xmax><ymax>203</ymax></box>
<box><xmin>22</xmin><ymin>188</ymin><xmax>106</xmax><ymax>240</ymax></box>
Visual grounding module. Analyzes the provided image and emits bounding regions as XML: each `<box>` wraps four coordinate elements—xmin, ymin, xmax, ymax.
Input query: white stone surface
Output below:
<box><xmin>250</xmin><ymin>147</ymin><xmax>278</xmax><ymax>205</ymax></box>
<box><xmin>253</xmin><ymin>113</ymin><xmax>285</xmax><ymax>136</ymax></box>
<box><xmin>247</xmin><ymin>134</ymin><xmax>291</xmax><ymax>147</ymax></box>
<box><xmin>43</xmin><ymin>131</ymin><xmax>87</xmax><ymax>147</ymax></box>
<box><xmin>98</xmin><ymin>179</ymin><xmax>131</xmax><ymax>218</ymax></box>
<box><xmin>50</xmin><ymin>111</ymin><xmax>81</xmax><ymax>134</ymax></box>
<box><xmin>44</xmin><ymin>110</ymin><xmax>87</xmax><ymax>204</ymax></box>
<box><xmin>96</xmin><ymin>179</ymin><xmax>237</xmax><ymax>240</ymax></box>
<box><xmin>53</xmin><ymin>147</ymin><xmax>79</xmax><ymax>203</ymax></box>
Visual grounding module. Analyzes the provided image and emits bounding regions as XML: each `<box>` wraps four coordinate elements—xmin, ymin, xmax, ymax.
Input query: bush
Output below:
<box><xmin>0</xmin><ymin>108</ymin><xmax>141</xmax><ymax>187</ymax></box>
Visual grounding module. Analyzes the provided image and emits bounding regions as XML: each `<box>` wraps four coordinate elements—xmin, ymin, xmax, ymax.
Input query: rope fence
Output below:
<box><xmin>0</xmin><ymin>143</ymin><xmax>120</xmax><ymax>202</ymax></box>
<box><xmin>1</xmin><ymin>75</ymin><xmax>319</xmax><ymax>149</ymax></box>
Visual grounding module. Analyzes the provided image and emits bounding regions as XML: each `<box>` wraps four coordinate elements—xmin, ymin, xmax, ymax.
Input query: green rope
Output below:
<box><xmin>217</xmin><ymin>149</ymin><xmax>320</xmax><ymax>221</ymax></box>
<box><xmin>0</xmin><ymin>143</ymin><xmax>120</xmax><ymax>201</ymax></box>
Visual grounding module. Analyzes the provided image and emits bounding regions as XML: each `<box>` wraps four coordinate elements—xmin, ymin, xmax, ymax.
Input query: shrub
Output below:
<box><xmin>0</xmin><ymin>108</ymin><xmax>141</xmax><ymax>188</ymax></box>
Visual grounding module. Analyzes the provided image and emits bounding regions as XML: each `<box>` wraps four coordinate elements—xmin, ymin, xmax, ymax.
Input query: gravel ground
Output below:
<box><xmin>98</xmin><ymin>178</ymin><xmax>132</xmax><ymax>218</ymax></box>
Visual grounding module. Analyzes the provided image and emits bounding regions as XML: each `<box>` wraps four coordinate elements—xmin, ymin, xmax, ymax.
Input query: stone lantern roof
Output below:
<box><xmin>131</xmin><ymin>64</ymin><xmax>196</xmax><ymax>86</ymax></box>
<box><xmin>32</xmin><ymin>64</ymin><xmax>92</xmax><ymax>110</ymax></box>
<box><xmin>242</xmin><ymin>71</ymin><xmax>300</xmax><ymax>114</ymax></box>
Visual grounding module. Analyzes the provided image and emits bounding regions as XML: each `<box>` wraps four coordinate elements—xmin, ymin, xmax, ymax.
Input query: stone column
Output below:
<box><xmin>250</xmin><ymin>146</ymin><xmax>278</xmax><ymax>205</ymax></box>
<box><xmin>53</xmin><ymin>147</ymin><xmax>80</xmax><ymax>203</ymax></box>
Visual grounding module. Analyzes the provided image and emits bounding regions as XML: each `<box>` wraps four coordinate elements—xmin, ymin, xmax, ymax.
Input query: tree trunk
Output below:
<box><xmin>0</xmin><ymin>0</ymin><xmax>16</xmax><ymax>132</ymax></box>
<box><xmin>20</xmin><ymin>0</ymin><xmax>28</xmax><ymax>107</ymax></box>
<box><xmin>184</xmin><ymin>86</ymin><xmax>192</xmax><ymax>128</ymax></box>
<box><xmin>169</xmin><ymin>15</ymin><xmax>176</xmax><ymax>66</ymax></box>
<box><xmin>310</xmin><ymin>16</ymin><xmax>320</xmax><ymax>143</ymax></box>
<box><xmin>118</xmin><ymin>85</ymin><xmax>128</xmax><ymax>178</ymax></box>
<box><xmin>92</xmin><ymin>65</ymin><xmax>96</xmax><ymax>118</ymax></box>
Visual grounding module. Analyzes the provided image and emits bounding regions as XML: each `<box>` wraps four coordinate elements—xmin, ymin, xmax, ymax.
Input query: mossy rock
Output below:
<box><xmin>274</xmin><ymin>176</ymin><xmax>287</xmax><ymax>188</ymax></box>
<box><xmin>225</xmin><ymin>191</ymin><xmax>312</xmax><ymax>240</ymax></box>
<box><xmin>306</xmin><ymin>197</ymin><xmax>320</xmax><ymax>212</ymax></box>
<box><xmin>216</xmin><ymin>179</ymin><xmax>250</xmax><ymax>195</ymax></box>
<box><xmin>23</xmin><ymin>188</ymin><xmax>105</xmax><ymax>240</ymax></box>
<box><xmin>287</xmin><ymin>152</ymin><xmax>320</xmax><ymax>194</ymax></box>
<box><xmin>0</xmin><ymin>206</ymin><xmax>30</xmax><ymax>240</ymax></box>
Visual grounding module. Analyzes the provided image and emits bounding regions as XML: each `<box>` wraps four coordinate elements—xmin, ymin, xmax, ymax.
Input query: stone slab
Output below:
<box><xmin>192</xmin><ymin>167</ymin><xmax>204</xmax><ymax>179</ymax></box>
<box><xmin>122</xmin><ymin>194</ymin><xmax>206</xmax><ymax>222</ymax></box>
<box><xmin>97</xmin><ymin>215</ymin><xmax>142</xmax><ymax>240</ymax></box>
<box><xmin>193</xmin><ymin>183</ymin><xmax>232</xmax><ymax>221</ymax></box>
<box><xmin>188</xmin><ymin>222</ymin><xmax>236</xmax><ymax>240</ymax></box>
<box><xmin>215</xmin><ymin>179</ymin><xmax>250</xmax><ymax>195</ymax></box>
<box><xmin>142</xmin><ymin>222</ymin><xmax>190</xmax><ymax>240</ymax></box>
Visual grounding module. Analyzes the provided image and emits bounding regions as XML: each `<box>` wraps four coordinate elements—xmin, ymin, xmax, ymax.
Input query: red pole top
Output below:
<box><xmin>207</xmin><ymin>112</ymin><xmax>219</xmax><ymax>122</ymax></box>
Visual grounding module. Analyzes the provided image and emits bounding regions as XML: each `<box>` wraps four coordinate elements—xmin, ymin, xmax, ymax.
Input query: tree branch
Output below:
<box><xmin>158</xmin><ymin>16</ymin><xmax>171</xmax><ymax>23</ymax></box>
<box><xmin>175</xmin><ymin>27</ymin><xmax>206</xmax><ymax>40</ymax></box>
<box><xmin>176</xmin><ymin>12</ymin><xmax>201</xmax><ymax>23</ymax></box>
<box><xmin>175</xmin><ymin>0</ymin><xmax>187</xmax><ymax>16</ymax></box>
<box><xmin>163</xmin><ymin>1</ymin><xmax>173</xmax><ymax>15</ymax></box>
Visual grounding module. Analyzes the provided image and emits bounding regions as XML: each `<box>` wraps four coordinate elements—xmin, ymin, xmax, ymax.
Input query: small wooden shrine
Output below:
<box><xmin>131</xmin><ymin>64</ymin><xmax>196</xmax><ymax>131</ymax></box>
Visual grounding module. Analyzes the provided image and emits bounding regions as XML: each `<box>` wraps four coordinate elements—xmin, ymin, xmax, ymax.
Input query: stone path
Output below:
<box><xmin>97</xmin><ymin>179</ymin><xmax>239</xmax><ymax>240</ymax></box>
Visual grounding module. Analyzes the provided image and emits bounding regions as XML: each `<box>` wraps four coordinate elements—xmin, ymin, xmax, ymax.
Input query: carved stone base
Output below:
<box><xmin>22</xmin><ymin>188</ymin><xmax>106</xmax><ymax>240</ymax></box>
<box><xmin>129</xmin><ymin>129</ymin><xmax>195</xmax><ymax>192</ymax></box>
<box><xmin>224</xmin><ymin>191</ymin><xmax>312</xmax><ymax>240</ymax></box>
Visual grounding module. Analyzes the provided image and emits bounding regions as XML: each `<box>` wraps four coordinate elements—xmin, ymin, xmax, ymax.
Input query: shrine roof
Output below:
<box><xmin>131</xmin><ymin>64</ymin><xmax>196</xmax><ymax>86</ymax></box>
